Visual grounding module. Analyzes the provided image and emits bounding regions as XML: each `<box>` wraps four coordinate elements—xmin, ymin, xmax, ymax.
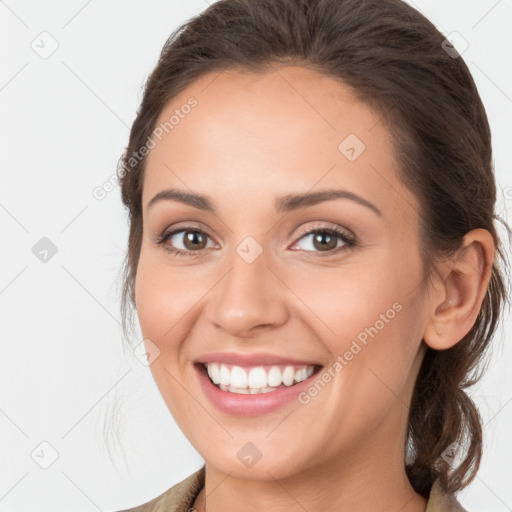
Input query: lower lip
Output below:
<box><xmin>194</xmin><ymin>363</ymin><xmax>321</xmax><ymax>416</ymax></box>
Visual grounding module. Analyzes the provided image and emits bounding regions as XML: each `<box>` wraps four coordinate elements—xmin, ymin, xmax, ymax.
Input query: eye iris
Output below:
<box><xmin>313</xmin><ymin>232</ymin><xmax>337</xmax><ymax>251</ymax></box>
<box><xmin>184</xmin><ymin>230</ymin><xmax>206</xmax><ymax>250</ymax></box>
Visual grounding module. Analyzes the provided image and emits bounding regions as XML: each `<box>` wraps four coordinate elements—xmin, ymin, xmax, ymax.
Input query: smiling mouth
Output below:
<box><xmin>197</xmin><ymin>362</ymin><xmax>323</xmax><ymax>394</ymax></box>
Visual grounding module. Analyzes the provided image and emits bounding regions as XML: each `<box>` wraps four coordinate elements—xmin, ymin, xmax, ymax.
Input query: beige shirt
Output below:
<box><xmin>116</xmin><ymin>465</ymin><xmax>467</xmax><ymax>512</ymax></box>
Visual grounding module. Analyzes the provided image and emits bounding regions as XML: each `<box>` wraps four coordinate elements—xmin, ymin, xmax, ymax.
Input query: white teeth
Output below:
<box><xmin>219</xmin><ymin>365</ymin><xmax>231</xmax><ymax>386</ymax></box>
<box><xmin>230</xmin><ymin>366</ymin><xmax>248</xmax><ymax>388</ymax></box>
<box><xmin>228</xmin><ymin>385</ymin><xmax>249</xmax><ymax>394</ymax></box>
<box><xmin>282</xmin><ymin>366</ymin><xmax>295</xmax><ymax>386</ymax></box>
<box><xmin>204</xmin><ymin>362</ymin><xmax>318</xmax><ymax>393</ymax></box>
<box><xmin>221</xmin><ymin>384</ymin><xmax>286</xmax><ymax>395</ymax></box>
<box><xmin>294</xmin><ymin>367</ymin><xmax>308</xmax><ymax>383</ymax></box>
<box><xmin>206</xmin><ymin>363</ymin><xmax>221</xmax><ymax>384</ymax></box>
<box><xmin>267</xmin><ymin>366</ymin><xmax>282</xmax><ymax>387</ymax></box>
<box><xmin>248</xmin><ymin>367</ymin><xmax>267</xmax><ymax>388</ymax></box>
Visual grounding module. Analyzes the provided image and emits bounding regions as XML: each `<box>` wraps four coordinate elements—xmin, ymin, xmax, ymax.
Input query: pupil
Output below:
<box><xmin>185</xmin><ymin>231</ymin><xmax>204</xmax><ymax>249</ymax></box>
<box><xmin>314</xmin><ymin>233</ymin><xmax>336</xmax><ymax>251</ymax></box>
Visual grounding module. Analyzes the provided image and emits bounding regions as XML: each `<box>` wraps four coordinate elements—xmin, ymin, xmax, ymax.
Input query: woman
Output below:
<box><xmin>114</xmin><ymin>0</ymin><xmax>509</xmax><ymax>510</ymax></box>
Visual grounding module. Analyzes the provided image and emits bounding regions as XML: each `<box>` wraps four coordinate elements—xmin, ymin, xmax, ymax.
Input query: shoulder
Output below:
<box><xmin>113</xmin><ymin>465</ymin><xmax>205</xmax><ymax>512</ymax></box>
<box><xmin>425</xmin><ymin>478</ymin><xmax>468</xmax><ymax>512</ymax></box>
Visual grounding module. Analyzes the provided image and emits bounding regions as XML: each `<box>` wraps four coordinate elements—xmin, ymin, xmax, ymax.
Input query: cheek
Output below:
<box><xmin>282</xmin><ymin>258</ymin><xmax>404</xmax><ymax>349</ymax></box>
<box><xmin>134</xmin><ymin>257</ymin><xmax>201</xmax><ymax>418</ymax></box>
<box><xmin>284</xmin><ymin>255</ymin><xmax>423</xmax><ymax>408</ymax></box>
<box><xmin>134</xmin><ymin>252</ymin><xmax>202</xmax><ymax>345</ymax></box>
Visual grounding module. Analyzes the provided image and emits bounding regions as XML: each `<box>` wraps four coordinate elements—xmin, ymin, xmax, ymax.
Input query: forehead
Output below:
<box><xmin>142</xmin><ymin>65</ymin><xmax>419</xmax><ymax>221</ymax></box>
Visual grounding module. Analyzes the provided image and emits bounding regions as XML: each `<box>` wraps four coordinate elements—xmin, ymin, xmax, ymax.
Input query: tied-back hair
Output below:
<box><xmin>117</xmin><ymin>0</ymin><xmax>510</xmax><ymax>498</ymax></box>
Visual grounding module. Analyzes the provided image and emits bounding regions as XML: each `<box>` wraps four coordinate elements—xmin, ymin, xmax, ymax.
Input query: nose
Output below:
<box><xmin>205</xmin><ymin>244</ymin><xmax>289</xmax><ymax>338</ymax></box>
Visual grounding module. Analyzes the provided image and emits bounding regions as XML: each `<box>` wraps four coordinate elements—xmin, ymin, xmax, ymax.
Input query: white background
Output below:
<box><xmin>1</xmin><ymin>1</ymin><xmax>511</xmax><ymax>510</ymax></box>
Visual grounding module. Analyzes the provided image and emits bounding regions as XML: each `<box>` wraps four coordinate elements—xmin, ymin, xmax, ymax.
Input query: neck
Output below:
<box><xmin>193</xmin><ymin>465</ymin><xmax>426</xmax><ymax>512</ymax></box>
<box><xmin>192</xmin><ymin>422</ymin><xmax>428</xmax><ymax>512</ymax></box>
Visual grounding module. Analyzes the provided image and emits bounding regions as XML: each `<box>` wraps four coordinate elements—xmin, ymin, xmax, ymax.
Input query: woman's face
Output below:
<box><xmin>135</xmin><ymin>65</ymin><xmax>430</xmax><ymax>480</ymax></box>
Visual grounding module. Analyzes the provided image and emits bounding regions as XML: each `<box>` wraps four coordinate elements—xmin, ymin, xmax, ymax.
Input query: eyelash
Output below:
<box><xmin>154</xmin><ymin>224</ymin><xmax>357</xmax><ymax>258</ymax></box>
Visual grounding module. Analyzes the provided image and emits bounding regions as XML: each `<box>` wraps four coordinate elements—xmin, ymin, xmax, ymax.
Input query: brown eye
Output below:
<box><xmin>291</xmin><ymin>226</ymin><xmax>356</xmax><ymax>255</ymax></box>
<box><xmin>310</xmin><ymin>232</ymin><xmax>338</xmax><ymax>251</ymax></box>
<box><xmin>181</xmin><ymin>230</ymin><xmax>208</xmax><ymax>250</ymax></box>
<box><xmin>156</xmin><ymin>227</ymin><xmax>216</xmax><ymax>256</ymax></box>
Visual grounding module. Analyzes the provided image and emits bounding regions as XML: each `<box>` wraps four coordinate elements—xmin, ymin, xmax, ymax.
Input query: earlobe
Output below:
<box><xmin>423</xmin><ymin>229</ymin><xmax>495</xmax><ymax>351</ymax></box>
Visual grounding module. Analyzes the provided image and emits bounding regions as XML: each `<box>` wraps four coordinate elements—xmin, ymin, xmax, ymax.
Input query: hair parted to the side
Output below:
<box><xmin>116</xmin><ymin>0</ymin><xmax>510</xmax><ymax>498</ymax></box>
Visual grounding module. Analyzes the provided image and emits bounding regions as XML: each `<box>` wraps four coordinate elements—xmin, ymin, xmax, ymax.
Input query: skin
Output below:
<box><xmin>134</xmin><ymin>65</ymin><xmax>495</xmax><ymax>512</ymax></box>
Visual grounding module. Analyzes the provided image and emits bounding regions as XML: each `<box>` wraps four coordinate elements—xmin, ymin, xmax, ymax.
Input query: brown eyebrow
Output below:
<box><xmin>147</xmin><ymin>189</ymin><xmax>216</xmax><ymax>213</ymax></box>
<box><xmin>276</xmin><ymin>189</ymin><xmax>382</xmax><ymax>217</ymax></box>
<box><xmin>146</xmin><ymin>188</ymin><xmax>382</xmax><ymax>217</ymax></box>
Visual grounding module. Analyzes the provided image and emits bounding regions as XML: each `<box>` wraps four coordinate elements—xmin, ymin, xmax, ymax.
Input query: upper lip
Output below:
<box><xmin>196</xmin><ymin>352</ymin><xmax>322</xmax><ymax>367</ymax></box>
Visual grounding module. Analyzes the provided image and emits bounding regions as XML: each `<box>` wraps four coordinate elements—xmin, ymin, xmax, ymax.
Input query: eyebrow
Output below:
<box><xmin>146</xmin><ymin>188</ymin><xmax>382</xmax><ymax>217</ymax></box>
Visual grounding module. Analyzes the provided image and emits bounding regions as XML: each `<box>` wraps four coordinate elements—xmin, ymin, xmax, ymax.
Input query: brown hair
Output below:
<box><xmin>116</xmin><ymin>0</ymin><xmax>510</xmax><ymax>498</ymax></box>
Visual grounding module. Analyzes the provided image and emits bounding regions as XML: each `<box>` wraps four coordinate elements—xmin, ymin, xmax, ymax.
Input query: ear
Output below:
<box><xmin>423</xmin><ymin>229</ymin><xmax>495</xmax><ymax>350</ymax></box>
